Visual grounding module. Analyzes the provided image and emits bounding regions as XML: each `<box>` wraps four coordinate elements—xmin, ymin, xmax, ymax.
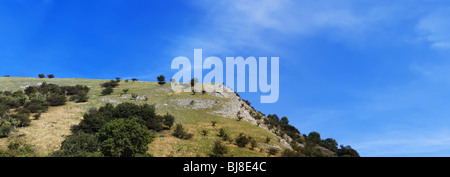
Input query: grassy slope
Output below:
<box><xmin>0</xmin><ymin>77</ymin><xmax>284</xmax><ymax>157</ymax></box>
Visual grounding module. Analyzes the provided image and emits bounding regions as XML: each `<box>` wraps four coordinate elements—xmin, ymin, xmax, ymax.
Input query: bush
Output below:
<box><xmin>281</xmin><ymin>149</ymin><xmax>304</xmax><ymax>157</ymax></box>
<box><xmin>211</xmin><ymin>141</ymin><xmax>228</xmax><ymax>157</ymax></box>
<box><xmin>97</xmin><ymin>118</ymin><xmax>153</xmax><ymax>157</ymax></box>
<box><xmin>201</xmin><ymin>130</ymin><xmax>208</xmax><ymax>136</ymax></box>
<box><xmin>38</xmin><ymin>74</ymin><xmax>45</xmax><ymax>78</ymax></box>
<box><xmin>101</xmin><ymin>87</ymin><xmax>114</xmax><ymax>96</ymax></box>
<box><xmin>173</xmin><ymin>124</ymin><xmax>193</xmax><ymax>140</ymax></box>
<box><xmin>131</xmin><ymin>93</ymin><xmax>138</xmax><ymax>100</ymax></box>
<box><xmin>265</xmin><ymin>137</ymin><xmax>271</xmax><ymax>143</ymax></box>
<box><xmin>11</xmin><ymin>114</ymin><xmax>31</xmax><ymax>127</ymax></box>
<box><xmin>101</xmin><ymin>80</ymin><xmax>119</xmax><ymax>88</ymax></box>
<box><xmin>24</xmin><ymin>99</ymin><xmax>48</xmax><ymax>113</ymax></box>
<box><xmin>250</xmin><ymin>139</ymin><xmax>258</xmax><ymax>150</ymax></box>
<box><xmin>33</xmin><ymin>113</ymin><xmax>41</xmax><ymax>120</ymax></box>
<box><xmin>267</xmin><ymin>147</ymin><xmax>279</xmax><ymax>156</ymax></box>
<box><xmin>235</xmin><ymin>133</ymin><xmax>250</xmax><ymax>147</ymax></box>
<box><xmin>47</xmin><ymin>74</ymin><xmax>55</xmax><ymax>79</ymax></box>
<box><xmin>162</xmin><ymin>113</ymin><xmax>175</xmax><ymax>129</ymax></box>
<box><xmin>73</xmin><ymin>103</ymin><xmax>165</xmax><ymax>134</ymax></box>
<box><xmin>46</xmin><ymin>94</ymin><xmax>67</xmax><ymax>106</ymax></box>
<box><xmin>0</xmin><ymin>125</ymin><xmax>12</xmax><ymax>137</ymax></box>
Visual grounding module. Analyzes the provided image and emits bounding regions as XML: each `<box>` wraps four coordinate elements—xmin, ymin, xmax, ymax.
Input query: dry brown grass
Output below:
<box><xmin>0</xmin><ymin>102</ymin><xmax>86</xmax><ymax>156</ymax></box>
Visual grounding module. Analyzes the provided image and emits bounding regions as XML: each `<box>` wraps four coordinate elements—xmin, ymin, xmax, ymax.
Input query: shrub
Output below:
<box><xmin>250</xmin><ymin>139</ymin><xmax>258</xmax><ymax>150</ymax></box>
<box><xmin>24</xmin><ymin>99</ymin><xmax>48</xmax><ymax>113</ymax></box>
<box><xmin>235</xmin><ymin>133</ymin><xmax>250</xmax><ymax>147</ymax></box>
<box><xmin>101</xmin><ymin>87</ymin><xmax>114</xmax><ymax>96</ymax></box>
<box><xmin>47</xmin><ymin>74</ymin><xmax>55</xmax><ymax>79</ymax></box>
<box><xmin>33</xmin><ymin>113</ymin><xmax>41</xmax><ymax>120</ymax></box>
<box><xmin>131</xmin><ymin>93</ymin><xmax>138</xmax><ymax>100</ymax></box>
<box><xmin>101</xmin><ymin>80</ymin><xmax>119</xmax><ymax>88</ymax></box>
<box><xmin>267</xmin><ymin>147</ymin><xmax>279</xmax><ymax>156</ymax></box>
<box><xmin>162</xmin><ymin>113</ymin><xmax>175</xmax><ymax>129</ymax></box>
<box><xmin>0</xmin><ymin>125</ymin><xmax>12</xmax><ymax>137</ymax></box>
<box><xmin>173</xmin><ymin>124</ymin><xmax>193</xmax><ymax>140</ymax></box>
<box><xmin>46</xmin><ymin>94</ymin><xmax>67</xmax><ymax>106</ymax></box>
<box><xmin>265</xmin><ymin>136</ymin><xmax>271</xmax><ymax>143</ymax></box>
<box><xmin>281</xmin><ymin>149</ymin><xmax>304</xmax><ymax>157</ymax></box>
<box><xmin>211</xmin><ymin>121</ymin><xmax>217</xmax><ymax>127</ymax></box>
<box><xmin>11</xmin><ymin>114</ymin><xmax>31</xmax><ymax>127</ymax></box>
<box><xmin>218</xmin><ymin>128</ymin><xmax>227</xmax><ymax>137</ymax></box>
<box><xmin>201</xmin><ymin>130</ymin><xmax>208</xmax><ymax>136</ymax></box>
<box><xmin>38</xmin><ymin>74</ymin><xmax>45</xmax><ymax>78</ymax></box>
<box><xmin>211</xmin><ymin>141</ymin><xmax>228</xmax><ymax>157</ymax></box>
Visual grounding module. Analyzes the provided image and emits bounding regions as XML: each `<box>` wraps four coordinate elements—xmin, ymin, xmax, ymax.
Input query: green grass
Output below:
<box><xmin>0</xmin><ymin>77</ymin><xmax>284</xmax><ymax>157</ymax></box>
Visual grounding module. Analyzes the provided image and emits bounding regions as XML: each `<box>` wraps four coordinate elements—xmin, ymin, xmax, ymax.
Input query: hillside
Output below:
<box><xmin>0</xmin><ymin>77</ymin><xmax>357</xmax><ymax>157</ymax></box>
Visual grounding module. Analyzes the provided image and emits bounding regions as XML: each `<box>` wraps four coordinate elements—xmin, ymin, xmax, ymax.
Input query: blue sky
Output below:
<box><xmin>1</xmin><ymin>0</ymin><xmax>450</xmax><ymax>156</ymax></box>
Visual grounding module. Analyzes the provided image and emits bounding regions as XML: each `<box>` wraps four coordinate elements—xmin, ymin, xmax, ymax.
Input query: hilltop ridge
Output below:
<box><xmin>0</xmin><ymin>77</ymin><xmax>358</xmax><ymax>157</ymax></box>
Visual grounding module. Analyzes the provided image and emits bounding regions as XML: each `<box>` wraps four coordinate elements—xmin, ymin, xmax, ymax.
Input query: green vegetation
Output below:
<box><xmin>0</xmin><ymin>82</ymin><xmax>90</xmax><ymax>140</ymax></box>
<box><xmin>59</xmin><ymin>102</ymin><xmax>173</xmax><ymax>157</ymax></box>
<box><xmin>173</xmin><ymin>124</ymin><xmax>194</xmax><ymax>140</ymax></box>
<box><xmin>0</xmin><ymin>77</ymin><xmax>359</xmax><ymax>157</ymax></box>
<box><xmin>157</xmin><ymin>75</ymin><xmax>166</xmax><ymax>85</ymax></box>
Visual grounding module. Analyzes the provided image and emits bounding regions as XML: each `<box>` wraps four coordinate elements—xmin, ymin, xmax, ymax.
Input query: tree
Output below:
<box><xmin>97</xmin><ymin>118</ymin><xmax>153</xmax><ymax>157</ymax></box>
<box><xmin>321</xmin><ymin>138</ymin><xmax>338</xmax><ymax>152</ymax></box>
<box><xmin>190</xmin><ymin>78</ymin><xmax>199</xmax><ymax>95</ymax></box>
<box><xmin>337</xmin><ymin>145</ymin><xmax>360</xmax><ymax>157</ymax></box>
<box><xmin>47</xmin><ymin>74</ymin><xmax>55</xmax><ymax>79</ymax></box>
<box><xmin>280</xmin><ymin>116</ymin><xmax>289</xmax><ymax>125</ymax></box>
<box><xmin>211</xmin><ymin>140</ymin><xmax>228</xmax><ymax>157</ymax></box>
<box><xmin>60</xmin><ymin>133</ymin><xmax>101</xmax><ymax>157</ymax></box>
<box><xmin>190</xmin><ymin>78</ymin><xmax>198</xmax><ymax>87</ymax></box>
<box><xmin>131</xmin><ymin>78</ymin><xmax>138</xmax><ymax>82</ymax></box>
<box><xmin>157</xmin><ymin>75</ymin><xmax>166</xmax><ymax>85</ymax></box>
<box><xmin>38</xmin><ymin>74</ymin><xmax>45</xmax><ymax>78</ymax></box>
<box><xmin>122</xmin><ymin>89</ymin><xmax>129</xmax><ymax>94</ymax></box>
<box><xmin>307</xmin><ymin>131</ymin><xmax>321</xmax><ymax>144</ymax></box>
<box><xmin>115</xmin><ymin>77</ymin><xmax>121</xmax><ymax>82</ymax></box>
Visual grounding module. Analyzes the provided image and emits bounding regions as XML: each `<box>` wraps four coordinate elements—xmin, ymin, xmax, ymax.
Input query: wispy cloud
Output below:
<box><xmin>416</xmin><ymin>8</ymin><xmax>450</xmax><ymax>49</ymax></box>
<box><xmin>174</xmin><ymin>0</ymin><xmax>369</xmax><ymax>56</ymax></box>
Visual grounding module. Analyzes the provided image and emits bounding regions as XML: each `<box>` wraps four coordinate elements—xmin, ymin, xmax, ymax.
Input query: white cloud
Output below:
<box><xmin>174</xmin><ymin>0</ymin><xmax>369</xmax><ymax>56</ymax></box>
<box><xmin>416</xmin><ymin>9</ymin><xmax>450</xmax><ymax>49</ymax></box>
